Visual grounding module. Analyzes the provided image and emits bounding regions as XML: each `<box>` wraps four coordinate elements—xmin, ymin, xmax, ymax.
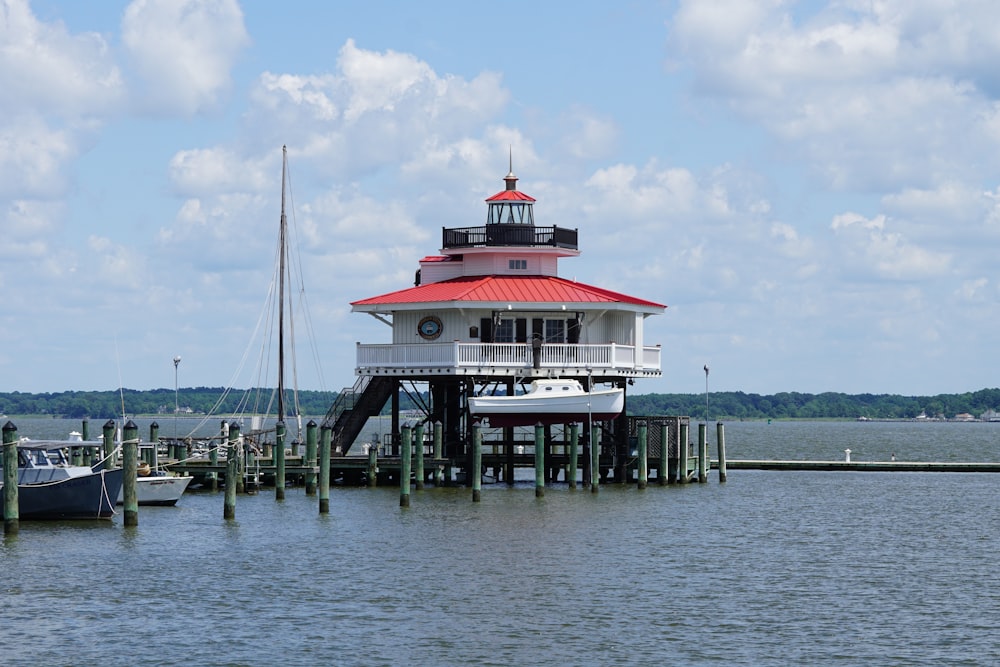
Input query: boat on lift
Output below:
<box><xmin>468</xmin><ymin>378</ymin><xmax>624</xmax><ymax>427</ymax></box>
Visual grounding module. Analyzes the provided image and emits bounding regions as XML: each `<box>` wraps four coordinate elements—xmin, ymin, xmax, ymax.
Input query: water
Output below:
<box><xmin>1</xmin><ymin>418</ymin><xmax>998</xmax><ymax>666</ymax></box>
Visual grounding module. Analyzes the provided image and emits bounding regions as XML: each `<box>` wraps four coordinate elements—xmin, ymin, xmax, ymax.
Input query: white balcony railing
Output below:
<box><xmin>355</xmin><ymin>342</ymin><xmax>661</xmax><ymax>374</ymax></box>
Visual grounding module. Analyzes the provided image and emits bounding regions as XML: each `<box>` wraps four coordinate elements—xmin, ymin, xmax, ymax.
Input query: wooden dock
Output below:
<box><xmin>715</xmin><ymin>459</ymin><xmax>1000</xmax><ymax>473</ymax></box>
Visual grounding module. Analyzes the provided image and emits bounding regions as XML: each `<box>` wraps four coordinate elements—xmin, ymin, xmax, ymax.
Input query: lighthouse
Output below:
<box><xmin>332</xmin><ymin>162</ymin><xmax>666</xmax><ymax>482</ymax></box>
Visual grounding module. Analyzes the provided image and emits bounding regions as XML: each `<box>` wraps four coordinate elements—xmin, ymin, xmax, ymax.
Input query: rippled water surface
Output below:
<box><xmin>1</xmin><ymin>418</ymin><xmax>998</xmax><ymax>666</ymax></box>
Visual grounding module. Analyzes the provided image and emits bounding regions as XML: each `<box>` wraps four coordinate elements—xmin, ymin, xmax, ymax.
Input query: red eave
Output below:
<box><xmin>485</xmin><ymin>190</ymin><xmax>536</xmax><ymax>203</ymax></box>
<box><xmin>351</xmin><ymin>275</ymin><xmax>665</xmax><ymax>309</ymax></box>
<box><xmin>419</xmin><ymin>255</ymin><xmax>451</xmax><ymax>262</ymax></box>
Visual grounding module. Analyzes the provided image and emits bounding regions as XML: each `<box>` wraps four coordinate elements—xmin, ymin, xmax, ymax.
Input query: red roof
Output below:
<box><xmin>485</xmin><ymin>190</ymin><xmax>536</xmax><ymax>203</ymax></box>
<box><xmin>352</xmin><ymin>275</ymin><xmax>665</xmax><ymax>309</ymax></box>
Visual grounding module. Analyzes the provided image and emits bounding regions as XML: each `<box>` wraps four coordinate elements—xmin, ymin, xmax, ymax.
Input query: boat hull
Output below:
<box><xmin>468</xmin><ymin>384</ymin><xmax>624</xmax><ymax>427</ymax></box>
<box><xmin>117</xmin><ymin>474</ymin><xmax>193</xmax><ymax>506</ymax></box>
<box><xmin>2</xmin><ymin>467</ymin><xmax>124</xmax><ymax>520</ymax></box>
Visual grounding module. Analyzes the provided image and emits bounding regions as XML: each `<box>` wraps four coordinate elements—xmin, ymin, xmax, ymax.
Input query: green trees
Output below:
<box><xmin>0</xmin><ymin>387</ymin><xmax>998</xmax><ymax>420</ymax></box>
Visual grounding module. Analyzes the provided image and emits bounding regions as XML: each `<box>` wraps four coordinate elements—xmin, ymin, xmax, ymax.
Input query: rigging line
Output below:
<box><xmin>284</xmin><ymin>158</ymin><xmax>329</xmax><ymax>396</ymax></box>
<box><xmin>114</xmin><ymin>334</ymin><xmax>126</xmax><ymax>422</ymax></box>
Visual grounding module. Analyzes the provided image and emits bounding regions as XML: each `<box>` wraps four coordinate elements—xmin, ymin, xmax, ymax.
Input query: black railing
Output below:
<box><xmin>442</xmin><ymin>224</ymin><xmax>578</xmax><ymax>250</ymax></box>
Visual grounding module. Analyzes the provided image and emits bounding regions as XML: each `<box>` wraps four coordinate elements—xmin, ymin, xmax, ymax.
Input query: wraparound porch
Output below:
<box><xmin>355</xmin><ymin>341</ymin><xmax>661</xmax><ymax>377</ymax></box>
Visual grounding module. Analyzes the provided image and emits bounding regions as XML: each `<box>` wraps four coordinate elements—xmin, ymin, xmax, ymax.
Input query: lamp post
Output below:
<box><xmin>703</xmin><ymin>364</ymin><xmax>710</xmax><ymax>424</ymax></box>
<box><xmin>173</xmin><ymin>355</ymin><xmax>181</xmax><ymax>439</ymax></box>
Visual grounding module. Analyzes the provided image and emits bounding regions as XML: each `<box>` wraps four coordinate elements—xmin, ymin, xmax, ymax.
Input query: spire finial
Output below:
<box><xmin>504</xmin><ymin>145</ymin><xmax>517</xmax><ymax>191</ymax></box>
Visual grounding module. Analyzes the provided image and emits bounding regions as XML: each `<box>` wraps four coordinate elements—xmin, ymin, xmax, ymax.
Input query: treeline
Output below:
<box><xmin>2</xmin><ymin>387</ymin><xmax>999</xmax><ymax>421</ymax></box>
<box><xmin>0</xmin><ymin>387</ymin><xmax>338</xmax><ymax>420</ymax></box>
<box><xmin>628</xmin><ymin>388</ymin><xmax>1000</xmax><ymax>420</ymax></box>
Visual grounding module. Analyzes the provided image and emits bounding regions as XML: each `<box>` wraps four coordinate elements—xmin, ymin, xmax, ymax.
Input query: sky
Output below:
<box><xmin>2</xmin><ymin>0</ymin><xmax>999</xmax><ymax>397</ymax></box>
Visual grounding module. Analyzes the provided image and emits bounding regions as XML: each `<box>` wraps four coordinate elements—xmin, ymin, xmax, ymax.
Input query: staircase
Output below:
<box><xmin>322</xmin><ymin>376</ymin><xmax>395</xmax><ymax>455</ymax></box>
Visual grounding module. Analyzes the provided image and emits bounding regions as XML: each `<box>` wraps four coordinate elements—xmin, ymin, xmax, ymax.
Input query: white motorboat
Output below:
<box><xmin>120</xmin><ymin>466</ymin><xmax>193</xmax><ymax>507</ymax></box>
<box><xmin>468</xmin><ymin>378</ymin><xmax>624</xmax><ymax>427</ymax></box>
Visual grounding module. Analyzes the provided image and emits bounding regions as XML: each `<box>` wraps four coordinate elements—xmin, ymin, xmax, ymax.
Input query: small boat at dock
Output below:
<box><xmin>468</xmin><ymin>378</ymin><xmax>624</xmax><ymax>427</ymax></box>
<box><xmin>1</xmin><ymin>439</ymin><xmax>123</xmax><ymax>520</ymax></box>
<box><xmin>120</xmin><ymin>463</ymin><xmax>193</xmax><ymax>506</ymax></box>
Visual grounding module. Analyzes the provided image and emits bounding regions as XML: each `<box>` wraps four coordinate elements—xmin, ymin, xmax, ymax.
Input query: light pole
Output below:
<box><xmin>703</xmin><ymin>364</ymin><xmax>710</xmax><ymax>424</ymax></box>
<box><xmin>173</xmin><ymin>355</ymin><xmax>181</xmax><ymax>439</ymax></box>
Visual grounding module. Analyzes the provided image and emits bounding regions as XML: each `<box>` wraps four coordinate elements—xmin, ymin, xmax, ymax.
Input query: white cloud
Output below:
<box><xmin>669</xmin><ymin>1</ymin><xmax>1000</xmax><ymax>191</ymax></box>
<box><xmin>122</xmin><ymin>0</ymin><xmax>250</xmax><ymax>115</ymax></box>
<box><xmin>830</xmin><ymin>211</ymin><xmax>952</xmax><ymax>279</ymax></box>
<box><xmin>0</xmin><ymin>0</ymin><xmax>124</xmax><ymax>118</ymax></box>
<box><xmin>245</xmin><ymin>40</ymin><xmax>509</xmax><ymax>177</ymax></box>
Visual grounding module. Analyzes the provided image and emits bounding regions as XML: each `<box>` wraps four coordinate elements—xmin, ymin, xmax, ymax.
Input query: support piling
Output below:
<box><xmin>3</xmin><ymin>421</ymin><xmax>19</xmax><ymax>535</ymax></box>
<box><xmin>678</xmin><ymin>422</ymin><xmax>689</xmax><ymax>484</ymax></box>
<box><xmin>275</xmin><ymin>420</ymin><xmax>286</xmax><ymax>500</ymax></box>
<box><xmin>414</xmin><ymin>422</ymin><xmax>425</xmax><ymax>490</ymax></box>
<box><xmin>637</xmin><ymin>421</ymin><xmax>648</xmax><ymax>490</ymax></box>
<box><xmin>590</xmin><ymin>424</ymin><xmax>600</xmax><ymax>493</ymax></box>
<box><xmin>122</xmin><ymin>420</ymin><xmax>139</xmax><ymax>527</ymax></box>
<box><xmin>224</xmin><ymin>422</ymin><xmax>239</xmax><ymax>520</ymax></box>
<box><xmin>400</xmin><ymin>424</ymin><xmax>411</xmax><ymax>508</ymax></box>
<box><xmin>658</xmin><ymin>422</ymin><xmax>669</xmax><ymax>486</ymax></box>
<box><xmin>472</xmin><ymin>425</ymin><xmax>482</xmax><ymax>502</ymax></box>
<box><xmin>717</xmin><ymin>421</ymin><xmax>727</xmax><ymax>483</ymax></box>
<box><xmin>102</xmin><ymin>420</ymin><xmax>116</xmax><ymax>470</ymax></box>
<box><xmin>305</xmin><ymin>420</ymin><xmax>318</xmax><ymax>495</ymax></box>
<box><xmin>432</xmin><ymin>421</ymin><xmax>443</xmax><ymax>486</ymax></box>
<box><xmin>698</xmin><ymin>423</ymin><xmax>708</xmax><ymax>483</ymax></box>
<box><xmin>534</xmin><ymin>423</ymin><xmax>545</xmax><ymax>498</ymax></box>
<box><xmin>319</xmin><ymin>425</ymin><xmax>331</xmax><ymax>514</ymax></box>
<box><xmin>568</xmin><ymin>423</ymin><xmax>579</xmax><ymax>489</ymax></box>
<box><xmin>367</xmin><ymin>445</ymin><xmax>378</xmax><ymax>488</ymax></box>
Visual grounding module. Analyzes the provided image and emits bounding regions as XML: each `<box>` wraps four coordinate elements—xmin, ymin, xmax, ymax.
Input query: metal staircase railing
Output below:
<box><xmin>321</xmin><ymin>376</ymin><xmax>395</xmax><ymax>456</ymax></box>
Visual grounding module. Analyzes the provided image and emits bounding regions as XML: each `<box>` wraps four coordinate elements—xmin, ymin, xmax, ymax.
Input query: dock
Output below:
<box><xmin>716</xmin><ymin>460</ymin><xmax>1000</xmax><ymax>473</ymax></box>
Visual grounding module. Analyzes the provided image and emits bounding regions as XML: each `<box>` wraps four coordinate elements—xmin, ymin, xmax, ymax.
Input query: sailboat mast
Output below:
<box><xmin>277</xmin><ymin>145</ymin><xmax>287</xmax><ymax>423</ymax></box>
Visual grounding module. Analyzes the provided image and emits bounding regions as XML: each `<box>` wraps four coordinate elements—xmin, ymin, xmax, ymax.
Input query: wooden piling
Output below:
<box><xmin>319</xmin><ymin>425</ymin><xmax>331</xmax><ymax>514</ymax></box>
<box><xmin>678</xmin><ymin>422</ymin><xmax>689</xmax><ymax>484</ymax></box>
<box><xmin>717</xmin><ymin>421</ymin><xmax>727</xmax><ymax>483</ymax></box>
<box><xmin>568</xmin><ymin>423</ymin><xmax>579</xmax><ymax>489</ymax></box>
<box><xmin>82</xmin><ymin>418</ymin><xmax>93</xmax><ymax>466</ymax></box>
<box><xmin>206</xmin><ymin>422</ymin><xmax>220</xmax><ymax>492</ymax></box>
<box><xmin>3</xmin><ymin>421</ymin><xmax>19</xmax><ymax>535</ymax></box>
<box><xmin>432</xmin><ymin>421</ymin><xmax>443</xmax><ymax>486</ymax></box>
<box><xmin>414</xmin><ymin>422</ymin><xmax>425</xmax><ymax>490</ymax></box>
<box><xmin>658</xmin><ymin>422</ymin><xmax>669</xmax><ymax>486</ymax></box>
<box><xmin>367</xmin><ymin>444</ymin><xmax>378</xmax><ymax>488</ymax></box>
<box><xmin>472</xmin><ymin>425</ymin><xmax>482</xmax><ymax>502</ymax></box>
<box><xmin>400</xmin><ymin>424</ymin><xmax>411</xmax><ymax>508</ymax></box>
<box><xmin>590</xmin><ymin>424</ymin><xmax>600</xmax><ymax>492</ymax></box>
<box><xmin>698</xmin><ymin>423</ymin><xmax>708</xmax><ymax>483</ymax></box>
<box><xmin>147</xmin><ymin>422</ymin><xmax>159</xmax><ymax>467</ymax></box>
<box><xmin>224</xmin><ymin>422</ymin><xmax>239</xmax><ymax>520</ymax></box>
<box><xmin>274</xmin><ymin>421</ymin><xmax>286</xmax><ymax>500</ymax></box>
<box><xmin>122</xmin><ymin>420</ymin><xmax>139</xmax><ymax>527</ymax></box>
<box><xmin>637</xmin><ymin>421</ymin><xmax>648</xmax><ymax>490</ymax></box>
<box><xmin>534</xmin><ymin>423</ymin><xmax>545</xmax><ymax>498</ymax></box>
<box><xmin>102</xmin><ymin>419</ymin><xmax>116</xmax><ymax>470</ymax></box>
<box><xmin>305</xmin><ymin>420</ymin><xmax>318</xmax><ymax>495</ymax></box>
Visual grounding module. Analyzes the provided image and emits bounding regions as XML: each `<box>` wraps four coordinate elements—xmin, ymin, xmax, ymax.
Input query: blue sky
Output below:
<box><xmin>2</xmin><ymin>0</ymin><xmax>999</xmax><ymax>397</ymax></box>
